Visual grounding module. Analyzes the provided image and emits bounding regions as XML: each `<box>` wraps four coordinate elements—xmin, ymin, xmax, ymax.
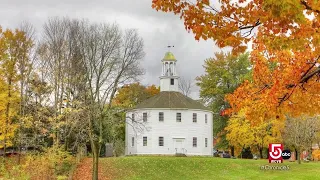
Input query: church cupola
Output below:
<box><xmin>160</xmin><ymin>51</ymin><xmax>179</xmax><ymax>92</ymax></box>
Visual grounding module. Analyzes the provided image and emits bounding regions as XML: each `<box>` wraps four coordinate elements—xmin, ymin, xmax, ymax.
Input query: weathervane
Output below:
<box><xmin>167</xmin><ymin>45</ymin><xmax>174</xmax><ymax>51</ymax></box>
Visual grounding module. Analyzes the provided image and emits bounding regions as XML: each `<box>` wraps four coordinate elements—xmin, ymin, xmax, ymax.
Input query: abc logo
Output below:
<box><xmin>282</xmin><ymin>150</ymin><xmax>291</xmax><ymax>160</ymax></box>
<box><xmin>269</xmin><ymin>144</ymin><xmax>291</xmax><ymax>163</ymax></box>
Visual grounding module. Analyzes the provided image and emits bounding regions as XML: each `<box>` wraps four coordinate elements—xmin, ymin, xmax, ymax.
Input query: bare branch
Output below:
<box><xmin>179</xmin><ymin>77</ymin><xmax>192</xmax><ymax>97</ymax></box>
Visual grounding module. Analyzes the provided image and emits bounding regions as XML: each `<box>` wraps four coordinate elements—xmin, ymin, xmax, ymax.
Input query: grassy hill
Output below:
<box><xmin>99</xmin><ymin>156</ymin><xmax>320</xmax><ymax>180</ymax></box>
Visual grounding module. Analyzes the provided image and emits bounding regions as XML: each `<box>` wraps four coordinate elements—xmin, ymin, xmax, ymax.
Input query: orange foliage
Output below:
<box><xmin>112</xmin><ymin>83</ymin><xmax>160</xmax><ymax>108</ymax></box>
<box><xmin>152</xmin><ymin>0</ymin><xmax>320</xmax><ymax>122</ymax></box>
<box><xmin>73</xmin><ymin>158</ymin><xmax>108</xmax><ymax>180</ymax></box>
<box><xmin>145</xmin><ymin>84</ymin><xmax>160</xmax><ymax>96</ymax></box>
<box><xmin>312</xmin><ymin>149</ymin><xmax>320</xmax><ymax>161</ymax></box>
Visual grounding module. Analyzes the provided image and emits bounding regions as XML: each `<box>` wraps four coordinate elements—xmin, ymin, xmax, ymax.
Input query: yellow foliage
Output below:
<box><xmin>0</xmin><ymin>26</ymin><xmax>31</xmax><ymax>149</ymax></box>
<box><xmin>225</xmin><ymin>109</ymin><xmax>283</xmax><ymax>156</ymax></box>
<box><xmin>0</xmin><ymin>146</ymin><xmax>75</xmax><ymax>179</ymax></box>
<box><xmin>225</xmin><ymin>110</ymin><xmax>254</xmax><ymax>153</ymax></box>
<box><xmin>0</xmin><ymin>77</ymin><xmax>19</xmax><ymax>149</ymax></box>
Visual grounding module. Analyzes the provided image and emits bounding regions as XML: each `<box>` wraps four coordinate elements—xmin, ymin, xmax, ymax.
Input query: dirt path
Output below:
<box><xmin>72</xmin><ymin>158</ymin><xmax>109</xmax><ymax>180</ymax></box>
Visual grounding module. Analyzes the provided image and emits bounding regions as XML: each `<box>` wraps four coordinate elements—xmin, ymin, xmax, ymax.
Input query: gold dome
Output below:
<box><xmin>162</xmin><ymin>52</ymin><xmax>177</xmax><ymax>61</ymax></box>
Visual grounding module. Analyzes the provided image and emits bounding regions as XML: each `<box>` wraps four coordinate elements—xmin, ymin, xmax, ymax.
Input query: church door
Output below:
<box><xmin>174</xmin><ymin>138</ymin><xmax>185</xmax><ymax>154</ymax></box>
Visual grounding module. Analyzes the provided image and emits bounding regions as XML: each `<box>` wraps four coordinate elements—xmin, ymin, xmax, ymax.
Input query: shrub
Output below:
<box><xmin>114</xmin><ymin>140</ymin><xmax>125</xmax><ymax>157</ymax></box>
<box><xmin>312</xmin><ymin>149</ymin><xmax>320</xmax><ymax>161</ymax></box>
<box><xmin>0</xmin><ymin>164</ymin><xmax>30</xmax><ymax>180</ymax></box>
<box><xmin>24</xmin><ymin>146</ymin><xmax>75</xmax><ymax>179</ymax></box>
<box><xmin>1</xmin><ymin>146</ymin><xmax>75</xmax><ymax>180</ymax></box>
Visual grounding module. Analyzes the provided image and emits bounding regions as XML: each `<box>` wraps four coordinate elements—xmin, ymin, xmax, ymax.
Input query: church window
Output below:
<box><xmin>143</xmin><ymin>137</ymin><xmax>147</xmax><ymax>146</ymax></box>
<box><xmin>205</xmin><ymin>114</ymin><xmax>207</xmax><ymax>124</ymax></box>
<box><xmin>159</xmin><ymin>112</ymin><xmax>164</xmax><ymax>121</ymax></box>
<box><xmin>159</xmin><ymin>137</ymin><xmax>164</xmax><ymax>146</ymax></box>
<box><xmin>176</xmin><ymin>113</ymin><xmax>181</xmax><ymax>122</ymax></box>
<box><xmin>171</xmin><ymin>79</ymin><xmax>174</xmax><ymax>85</ymax></box>
<box><xmin>132</xmin><ymin>137</ymin><xmax>134</xmax><ymax>147</ymax></box>
<box><xmin>143</xmin><ymin>113</ymin><xmax>147</xmax><ymax>122</ymax></box>
<box><xmin>205</xmin><ymin>138</ymin><xmax>208</xmax><ymax>147</ymax></box>
<box><xmin>193</xmin><ymin>137</ymin><xmax>197</xmax><ymax>147</ymax></box>
<box><xmin>193</xmin><ymin>113</ymin><xmax>197</xmax><ymax>122</ymax></box>
<box><xmin>132</xmin><ymin>113</ymin><xmax>135</xmax><ymax>123</ymax></box>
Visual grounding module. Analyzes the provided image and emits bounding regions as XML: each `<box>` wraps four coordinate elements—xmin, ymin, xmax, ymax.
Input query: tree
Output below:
<box><xmin>283</xmin><ymin>115</ymin><xmax>320</xmax><ymax>164</ymax></box>
<box><xmin>77</xmin><ymin>22</ymin><xmax>145</xmax><ymax>180</ymax></box>
<box><xmin>251</xmin><ymin>119</ymin><xmax>283</xmax><ymax>159</ymax></box>
<box><xmin>179</xmin><ymin>77</ymin><xmax>192</xmax><ymax>97</ymax></box>
<box><xmin>16</xmin><ymin>21</ymin><xmax>35</xmax><ymax>163</ymax></box>
<box><xmin>225</xmin><ymin>108</ymin><xmax>283</xmax><ymax>158</ymax></box>
<box><xmin>35</xmin><ymin>17</ymin><xmax>145</xmax><ymax>179</ymax></box>
<box><xmin>36</xmin><ymin>18</ymin><xmax>91</xmax><ymax>156</ymax></box>
<box><xmin>0</xmin><ymin>27</ymin><xmax>32</xmax><ymax>161</ymax></box>
<box><xmin>145</xmin><ymin>84</ymin><xmax>160</xmax><ymax>97</ymax></box>
<box><xmin>41</xmin><ymin>17</ymin><xmax>70</xmax><ymax>145</ymax></box>
<box><xmin>196</xmin><ymin>52</ymin><xmax>251</xmax><ymax>153</ymax></box>
<box><xmin>152</xmin><ymin>0</ymin><xmax>320</xmax><ymax>121</ymax></box>
<box><xmin>112</xmin><ymin>83</ymin><xmax>160</xmax><ymax>108</ymax></box>
<box><xmin>110</xmin><ymin>83</ymin><xmax>159</xmax><ymax>156</ymax></box>
<box><xmin>22</xmin><ymin>74</ymin><xmax>53</xmax><ymax>150</ymax></box>
<box><xmin>225</xmin><ymin>109</ymin><xmax>254</xmax><ymax>157</ymax></box>
<box><xmin>0</xmin><ymin>78</ymin><xmax>16</xmax><ymax>150</ymax></box>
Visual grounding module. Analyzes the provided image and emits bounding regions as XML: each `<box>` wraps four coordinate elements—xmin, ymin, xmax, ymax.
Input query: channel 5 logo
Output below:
<box><xmin>269</xmin><ymin>143</ymin><xmax>291</xmax><ymax>163</ymax></box>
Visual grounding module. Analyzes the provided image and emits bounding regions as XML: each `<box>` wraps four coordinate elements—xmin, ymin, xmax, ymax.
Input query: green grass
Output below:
<box><xmin>100</xmin><ymin>156</ymin><xmax>320</xmax><ymax>180</ymax></box>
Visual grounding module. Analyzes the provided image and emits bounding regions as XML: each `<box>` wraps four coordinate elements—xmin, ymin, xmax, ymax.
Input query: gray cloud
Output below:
<box><xmin>0</xmin><ymin>0</ymin><xmax>221</xmax><ymax>99</ymax></box>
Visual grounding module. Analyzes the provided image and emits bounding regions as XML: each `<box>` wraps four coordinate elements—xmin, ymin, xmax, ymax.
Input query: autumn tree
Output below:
<box><xmin>0</xmin><ymin>27</ymin><xmax>32</xmax><ymax>161</ymax></box>
<box><xmin>22</xmin><ymin>74</ymin><xmax>53</xmax><ymax>149</ymax></box>
<box><xmin>152</xmin><ymin>0</ymin><xmax>320</xmax><ymax>121</ymax></box>
<box><xmin>196</xmin><ymin>52</ymin><xmax>251</xmax><ymax>154</ymax></box>
<box><xmin>225</xmin><ymin>110</ymin><xmax>254</xmax><ymax>158</ymax></box>
<box><xmin>0</xmin><ymin>77</ymin><xmax>16</xmax><ymax>154</ymax></box>
<box><xmin>251</xmin><ymin>119</ymin><xmax>283</xmax><ymax>159</ymax></box>
<box><xmin>112</xmin><ymin>83</ymin><xmax>160</xmax><ymax>108</ymax></box>
<box><xmin>226</xmin><ymin>109</ymin><xmax>283</xmax><ymax>158</ymax></box>
<box><xmin>35</xmin><ymin>17</ymin><xmax>145</xmax><ymax>179</ymax></box>
<box><xmin>145</xmin><ymin>84</ymin><xmax>160</xmax><ymax>97</ymax></box>
<box><xmin>283</xmin><ymin>115</ymin><xmax>320</xmax><ymax>164</ymax></box>
<box><xmin>110</xmin><ymin>83</ymin><xmax>159</xmax><ymax>155</ymax></box>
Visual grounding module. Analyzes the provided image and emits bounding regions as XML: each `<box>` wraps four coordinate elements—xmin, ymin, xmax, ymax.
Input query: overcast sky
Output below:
<box><xmin>0</xmin><ymin>0</ymin><xmax>223</xmax><ymax>99</ymax></box>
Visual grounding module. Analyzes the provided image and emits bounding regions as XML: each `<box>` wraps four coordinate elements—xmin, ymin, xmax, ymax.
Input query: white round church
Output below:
<box><xmin>125</xmin><ymin>51</ymin><xmax>213</xmax><ymax>156</ymax></box>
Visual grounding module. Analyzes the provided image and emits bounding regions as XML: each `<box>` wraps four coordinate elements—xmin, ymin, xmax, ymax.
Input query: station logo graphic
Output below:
<box><xmin>269</xmin><ymin>144</ymin><xmax>291</xmax><ymax>163</ymax></box>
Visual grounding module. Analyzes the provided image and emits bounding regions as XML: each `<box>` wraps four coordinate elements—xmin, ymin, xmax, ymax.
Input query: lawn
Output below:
<box><xmin>99</xmin><ymin>156</ymin><xmax>320</xmax><ymax>180</ymax></box>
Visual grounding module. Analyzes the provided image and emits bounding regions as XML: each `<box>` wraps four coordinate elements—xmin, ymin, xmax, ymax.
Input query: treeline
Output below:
<box><xmin>197</xmin><ymin>52</ymin><xmax>320</xmax><ymax>163</ymax></box>
<box><xmin>0</xmin><ymin>17</ymin><xmax>150</xmax><ymax>179</ymax></box>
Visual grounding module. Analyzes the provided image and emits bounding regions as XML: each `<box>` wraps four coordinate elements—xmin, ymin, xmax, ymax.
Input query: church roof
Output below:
<box><xmin>163</xmin><ymin>52</ymin><xmax>176</xmax><ymax>61</ymax></box>
<box><xmin>134</xmin><ymin>91</ymin><xmax>210</xmax><ymax>111</ymax></box>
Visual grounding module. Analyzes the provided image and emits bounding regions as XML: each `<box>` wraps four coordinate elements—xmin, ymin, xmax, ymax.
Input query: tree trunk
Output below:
<box><xmin>297</xmin><ymin>150</ymin><xmax>301</xmax><ymax>164</ymax></box>
<box><xmin>259</xmin><ymin>147</ymin><xmax>263</xmax><ymax>159</ymax></box>
<box><xmin>18</xmin><ymin>77</ymin><xmax>24</xmax><ymax>164</ymax></box>
<box><xmin>88</xmin><ymin>114</ymin><xmax>100</xmax><ymax>180</ymax></box>
<box><xmin>3</xmin><ymin>78</ymin><xmax>12</xmax><ymax>162</ymax></box>
<box><xmin>92</xmin><ymin>142</ymin><xmax>99</xmax><ymax>180</ymax></box>
<box><xmin>310</xmin><ymin>143</ymin><xmax>313</xmax><ymax>161</ymax></box>
<box><xmin>64</xmin><ymin>135</ymin><xmax>68</xmax><ymax>151</ymax></box>
<box><xmin>18</xmin><ymin>138</ymin><xmax>21</xmax><ymax>164</ymax></box>
<box><xmin>230</xmin><ymin>146</ymin><xmax>235</xmax><ymax>157</ymax></box>
<box><xmin>3</xmin><ymin>137</ymin><xmax>6</xmax><ymax>163</ymax></box>
<box><xmin>295</xmin><ymin>148</ymin><xmax>298</xmax><ymax>160</ymax></box>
